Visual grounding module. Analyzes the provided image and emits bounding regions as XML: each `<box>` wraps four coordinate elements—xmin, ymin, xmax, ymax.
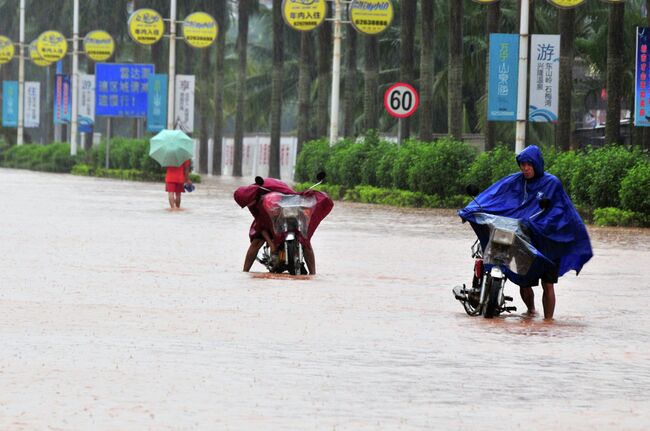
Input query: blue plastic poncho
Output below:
<box><xmin>458</xmin><ymin>145</ymin><xmax>593</xmax><ymax>286</ymax></box>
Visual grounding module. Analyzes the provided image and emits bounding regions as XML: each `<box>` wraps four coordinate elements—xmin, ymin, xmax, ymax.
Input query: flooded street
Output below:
<box><xmin>1</xmin><ymin>167</ymin><xmax>649</xmax><ymax>430</ymax></box>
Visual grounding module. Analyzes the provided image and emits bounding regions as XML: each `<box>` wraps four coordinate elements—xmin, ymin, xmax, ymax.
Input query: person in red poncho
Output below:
<box><xmin>234</xmin><ymin>177</ymin><xmax>333</xmax><ymax>274</ymax></box>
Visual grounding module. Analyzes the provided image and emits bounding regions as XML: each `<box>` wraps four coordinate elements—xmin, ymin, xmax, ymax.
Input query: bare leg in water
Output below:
<box><xmin>520</xmin><ymin>284</ymin><xmax>555</xmax><ymax>319</ymax></box>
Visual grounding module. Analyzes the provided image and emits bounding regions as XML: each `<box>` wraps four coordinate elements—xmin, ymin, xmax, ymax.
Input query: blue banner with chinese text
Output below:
<box><xmin>147</xmin><ymin>74</ymin><xmax>168</xmax><ymax>132</ymax></box>
<box><xmin>635</xmin><ymin>27</ymin><xmax>650</xmax><ymax>127</ymax></box>
<box><xmin>95</xmin><ymin>63</ymin><xmax>154</xmax><ymax>117</ymax></box>
<box><xmin>2</xmin><ymin>81</ymin><xmax>18</xmax><ymax>127</ymax></box>
<box><xmin>488</xmin><ymin>34</ymin><xmax>519</xmax><ymax>122</ymax></box>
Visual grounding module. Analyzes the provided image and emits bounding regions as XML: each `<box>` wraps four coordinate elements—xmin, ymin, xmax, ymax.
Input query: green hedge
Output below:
<box><xmin>0</xmin><ymin>142</ymin><xmax>79</xmax><ymax>172</ymax></box>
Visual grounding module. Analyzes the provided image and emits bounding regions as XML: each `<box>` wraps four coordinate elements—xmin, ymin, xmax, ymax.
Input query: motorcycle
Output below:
<box><xmin>453</xmin><ymin>185</ymin><xmax>550</xmax><ymax>318</ymax></box>
<box><xmin>255</xmin><ymin>173</ymin><xmax>331</xmax><ymax>275</ymax></box>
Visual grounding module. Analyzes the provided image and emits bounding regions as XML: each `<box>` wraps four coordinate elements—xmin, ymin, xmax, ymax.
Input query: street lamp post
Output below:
<box><xmin>167</xmin><ymin>0</ymin><xmax>177</xmax><ymax>130</ymax></box>
<box><xmin>515</xmin><ymin>0</ymin><xmax>529</xmax><ymax>154</ymax></box>
<box><xmin>328</xmin><ymin>0</ymin><xmax>342</xmax><ymax>146</ymax></box>
<box><xmin>71</xmin><ymin>0</ymin><xmax>79</xmax><ymax>154</ymax></box>
<box><xmin>17</xmin><ymin>0</ymin><xmax>25</xmax><ymax>146</ymax></box>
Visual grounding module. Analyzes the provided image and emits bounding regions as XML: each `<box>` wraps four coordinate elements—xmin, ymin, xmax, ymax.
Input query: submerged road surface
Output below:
<box><xmin>1</xmin><ymin>168</ymin><xmax>649</xmax><ymax>430</ymax></box>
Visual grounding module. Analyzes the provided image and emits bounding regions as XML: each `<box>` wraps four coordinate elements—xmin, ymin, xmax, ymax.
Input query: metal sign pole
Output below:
<box><xmin>166</xmin><ymin>0</ymin><xmax>177</xmax><ymax>129</ymax></box>
<box><xmin>515</xmin><ymin>0</ymin><xmax>530</xmax><ymax>154</ymax></box>
<box><xmin>328</xmin><ymin>0</ymin><xmax>342</xmax><ymax>146</ymax></box>
<box><xmin>17</xmin><ymin>0</ymin><xmax>25</xmax><ymax>146</ymax></box>
<box><xmin>71</xmin><ymin>0</ymin><xmax>79</xmax><ymax>154</ymax></box>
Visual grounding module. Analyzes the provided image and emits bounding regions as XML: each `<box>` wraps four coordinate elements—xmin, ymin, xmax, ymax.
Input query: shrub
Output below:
<box><xmin>619</xmin><ymin>161</ymin><xmax>650</xmax><ymax>214</ymax></box>
<box><xmin>294</xmin><ymin>138</ymin><xmax>331</xmax><ymax>183</ymax></box>
<box><xmin>390</xmin><ymin>140</ymin><xmax>421</xmax><ymax>190</ymax></box>
<box><xmin>546</xmin><ymin>150</ymin><xmax>579</xmax><ymax>198</ymax></box>
<box><xmin>463</xmin><ymin>145</ymin><xmax>517</xmax><ymax>192</ymax></box>
<box><xmin>593</xmin><ymin>207</ymin><xmax>649</xmax><ymax>227</ymax></box>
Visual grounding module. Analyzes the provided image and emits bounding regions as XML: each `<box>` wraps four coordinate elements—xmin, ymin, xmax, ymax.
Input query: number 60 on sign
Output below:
<box><xmin>384</xmin><ymin>83</ymin><xmax>419</xmax><ymax>118</ymax></box>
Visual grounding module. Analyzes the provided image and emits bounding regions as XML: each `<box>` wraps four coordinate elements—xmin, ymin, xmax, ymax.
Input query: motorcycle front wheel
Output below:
<box><xmin>286</xmin><ymin>239</ymin><xmax>302</xmax><ymax>275</ymax></box>
<box><xmin>483</xmin><ymin>277</ymin><xmax>504</xmax><ymax>318</ymax></box>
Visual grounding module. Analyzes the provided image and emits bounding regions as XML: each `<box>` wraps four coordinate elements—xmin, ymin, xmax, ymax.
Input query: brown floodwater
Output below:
<box><xmin>1</xmin><ymin>168</ymin><xmax>649</xmax><ymax>430</ymax></box>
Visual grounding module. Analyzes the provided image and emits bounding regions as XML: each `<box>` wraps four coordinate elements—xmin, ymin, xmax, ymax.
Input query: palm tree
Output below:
<box><xmin>557</xmin><ymin>7</ymin><xmax>575</xmax><ymax>151</ymax></box>
<box><xmin>364</xmin><ymin>35</ymin><xmax>379</xmax><ymax>131</ymax></box>
<box><xmin>297</xmin><ymin>31</ymin><xmax>313</xmax><ymax>153</ymax></box>
<box><xmin>211</xmin><ymin>0</ymin><xmax>228</xmax><ymax>176</ymax></box>
<box><xmin>234</xmin><ymin>0</ymin><xmax>251</xmax><ymax>177</ymax></box>
<box><xmin>418</xmin><ymin>0</ymin><xmax>434</xmax><ymax>142</ymax></box>
<box><xmin>448</xmin><ymin>0</ymin><xmax>463</xmax><ymax>140</ymax></box>
<box><xmin>316</xmin><ymin>19</ymin><xmax>331</xmax><ymax>138</ymax></box>
<box><xmin>398</xmin><ymin>0</ymin><xmax>416</xmax><ymax>141</ymax></box>
<box><xmin>268</xmin><ymin>0</ymin><xmax>283</xmax><ymax>178</ymax></box>
<box><xmin>605</xmin><ymin>1</ymin><xmax>624</xmax><ymax>145</ymax></box>
<box><xmin>343</xmin><ymin>25</ymin><xmax>358</xmax><ymax>138</ymax></box>
<box><xmin>484</xmin><ymin>1</ymin><xmax>500</xmax><ymax>151</ymax></box>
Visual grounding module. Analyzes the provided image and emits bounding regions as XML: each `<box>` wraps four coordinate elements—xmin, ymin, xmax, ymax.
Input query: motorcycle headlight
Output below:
<box><xmin>492</xmin><ymin>228</ymin><xmax>515</xmax><ymax>246</ymax></box>
<box><xmin>281</xmin><ymin>206</ymin><xmax>299</xmax><ymax>218</ymax></box>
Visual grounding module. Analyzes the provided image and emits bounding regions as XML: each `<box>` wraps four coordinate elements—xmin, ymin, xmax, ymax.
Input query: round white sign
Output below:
<box><xmin>384</xmin><ymin>83</ymin><xmax>419</xmax><ymax>118</ymax></box>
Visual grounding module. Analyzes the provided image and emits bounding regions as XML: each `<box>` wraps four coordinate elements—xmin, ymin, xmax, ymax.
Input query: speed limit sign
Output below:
<box><xmin>384</xmin><ymin>83</ymin><xmax>419</xmax><ymax>118</ymax></box>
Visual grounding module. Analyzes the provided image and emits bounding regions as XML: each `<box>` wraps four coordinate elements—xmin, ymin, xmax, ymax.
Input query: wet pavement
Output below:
<box><xmin>1</xmin><ymin>167</ymin><xmax>649</xmax><ymax>430</ymax></box>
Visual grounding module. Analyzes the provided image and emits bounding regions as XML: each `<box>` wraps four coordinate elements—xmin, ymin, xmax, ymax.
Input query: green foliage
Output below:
<box><xmin>463</xmin><ymin>145</ymin><xmax>517</xmax><ymax>192</ymax></box>
<box><xmin>593</xmin><ymin>207</ymin><xmax>649</xmax><ymax>228</ymax></box>
<box><xmin>294</xmin><ymin>138</ymin><xmax>331</xmax><ymax>182</ymax></box>
<box><xmin>345</xmin><ymin>185</ymin><xmax>442</xmax><ymax>208</ymax></box>
<box><xmin>619</xmin><ymin>161</ymin><xmax>650</xmax><ymax>214</ymax></box>
<box><xmin>293</xmin><ymin>182</ymin><xmax>343</xmax><ymax>200</ymax></box>
<box><xmin>406</xmin><ymin>138</ymin><xmax>477</xmax><ymax>197</ymax></box>
<box><xmin>389</xmin><ymin>140</ymin><xmax>420</xmax><ymax>190</ymax></box>
<box><xmin>570</xmin><ymin>145</ymin><xmax>640</xmax><ymax>208</ymax></box>
<box><xmin>0</xmin><ymin>142</ymin><xmax>78</xmax><ymax>172</ymax></box>
<box><xmin>546</xmin><ymin>150</ymin><xmax>579</xmax><ymax>198</ymax></box>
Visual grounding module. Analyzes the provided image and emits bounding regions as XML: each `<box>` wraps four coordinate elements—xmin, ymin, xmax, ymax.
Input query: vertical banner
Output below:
<box><xmin>635</xmin><ymin>27</ymin><xmax>650</xmax><ymax>127</ymax></box>
<box><xmin>174</xmin><ymin>74</ymin><xmax>195</xmax><ymax>133</ymax></box>
<box><xmin>78</xmin><ymin>74</ymin><xmax>95</xmax><ymax>133</ymax></box>
<box><xmin>529</xmin><ymin>34</ymin><xmax>560</xmax><ymax>122</ymax></box>
<box><xmin>2</xmin><ymin>81</ymin><xmax>18</xmax><ymax>127</ymax></box>
<box><xmin>487</xmin><ymin>33</ymin><xmax>519</xmax><ymax>121</ymax></box>
<box><xmin>54</xmin><ymin>73</ymin><xmax>71</xmax><ymax>124</ymax></box>
<box><xmin>147</xmin><ymin>74</ymin><xmax>168</xmax><ymax>132</ymax></box>
<box><xmin>24</xmin><ymin>82</ymin><xmax>40</xmax><ymax>128</ymax></box>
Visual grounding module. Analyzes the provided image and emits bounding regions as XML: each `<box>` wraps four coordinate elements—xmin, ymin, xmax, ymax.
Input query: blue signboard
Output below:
<box><xmin>488</xmin><ymin>33</ymin><xmax>519</xmax><ymax>122</ymax></box>
<box><xmin>95</xmin><ymin>63</ymin><xmax>154</xmax><ymax>117</ymax></box>
<box><xmin>2</xmin><ymin>81</ymin><xmax>18</xmax><ymax>127</ymax></box>
<box><xmin>635</xmin><ymin>27</ymin><xmax>650</xmax><ymax>127</ymax></box>
<box><xmin>147</xmin><ymin>74</ymin><xmax>168</xmax><ymax>132</ymax></box>
<box><xmin>53</xmin><ymin>74</ymin><xmax>71</xmax><ymax>124</ymax></box>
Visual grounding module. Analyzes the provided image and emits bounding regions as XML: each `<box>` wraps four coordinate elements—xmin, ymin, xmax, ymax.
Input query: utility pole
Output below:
<box><xmin>71</xmin><ymin>0</ymin><xmax>79</xmax><ymax>154</ymax></box>
<box><xmin>167</xmin><ymin>0</ymin><xmax>177</xmax><ymax>129</ymax></box>
<box><xmin>328</xmin><ymin>0</ymin><xmax>342</xmax><ymax>146</ymax></box>
<box><xmin>515</xmin><ymin>0</ymin><xmax>529</xmax><ymax>154</ymax></box>
<box><xmin>17</xmin><ymin>0</ymin><xmax>25</xmax><ymax>145</ymax></box>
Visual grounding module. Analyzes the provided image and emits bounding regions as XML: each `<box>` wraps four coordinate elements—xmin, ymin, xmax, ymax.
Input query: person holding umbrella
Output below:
<box><xmin>149</xmin><ymin>129</ymin><xmax>195</xmax><ymax>210</ymax></box>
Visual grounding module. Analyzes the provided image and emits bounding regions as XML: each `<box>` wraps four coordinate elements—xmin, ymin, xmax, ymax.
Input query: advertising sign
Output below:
<box><xmin>84</xmin><ymin>30</ymin><xmax>115</xmax><ymax>62</ymax></box>
<box><xmin>182</xmin><ymin>12</ymin><xmax>218</xmax><ymax>48</ymax></box>
<box><xmin>349</xmin><ymin>0</ymin><xmax>394</xmax><ymax>35</ymax></box>
<box><xmin>174</xmin><ymin>75</ymin><xmax>195</xmax><ymax>133</ymax></box>
<box><xmin>634</xmin><ymin>27</ymin><xmax>650</xmax><ymax>127</ymax></box>
<box><xmin>54</xmin><ymin>74</ymin><xmax>71</xmax><ymax>124</ymax></box>
<box><xmin>546</xmin><ymin>0</ymin><xmax>586</xmax><ymax>7</ymax></box>
<box><xmin>488</xmin><ymin>33</ymin><xmax>519</xmax><ymax>122</ymax></box>
<box><xmin>36</xmin><ymin>30</ymin><xmax>68</xmax><ymax>62</ymax></box>
<box><xmin>128</xmin><ymin>9</ymin><xmax>164</xmax><ymax>45</ymax></box>
<box><xmin>281</xmin><ymin>0</ymin><xmax>327</xmax><ymax>32</ymax></box>
<box><xmin>29</xmin><ymin>40</ymin><xmax>52</xmax><ymax>67</ymax></box>
<box><xmin>0</xmin><ymin>35</ymin><xmax>14</xmax><ymax>64</ymax></box>
<box><xmin>24</xmin><ymin>82</ymin><xmax>40</xmax><ymax>128</ymax></box>
<box><xmin>529</xmin><ymin>34</ymin><xmax>560</xmax><ymax>123</ymax></box>
<box><xmin>95</xmin><ymin>63</ymin><xmax>154</xmax><ymax>117</ymax></box>
<box><xmin>384</xmin><ymin>83</ymin><xmax>419</xmax><ymax>118</ymax></box>
<box><xmin>79</xmin><ymin>74</ymin><xmax>95</xmax><ymax>132</ymax></box>
<box><xmin>147</xmin><ymin>74</ymin><xmax>168</xmax><ymax>132</ymax></box>
<box><xmin>2</xmin><ymin>81</ymin><xmax>18</xmax><ymax>127</ymax></box>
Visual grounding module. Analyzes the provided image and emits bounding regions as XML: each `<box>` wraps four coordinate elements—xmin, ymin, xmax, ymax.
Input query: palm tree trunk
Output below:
<box><xmin>198</xmin><ymin>48</ymin><xmax>210</xmax><ymax>173</ymax></box>
<box><xmin>605</xmin><ymin>2</ymin><xmax>624</xmax><ymax>145</ymax></box>
<box><xmin>297</xmin><ymin>32</ymin><xmax>312</xmax><ymax>153</ymax></box>
<box><xmin>418</xmin><ymin>0</ymin><xmax>434</xmax><ymax>142</ymax></box>
<box><xmin>212</xmin><ymin>0</ymin><xmax>227</xmax><ymax>176</ymax></box>
<box><xmin>484</xmin><ymin>2</ymin><xmax>500</xmax><ymax>151</ymax></box>
<box><xmin>364</xmin><ymin>35</ymin><xmax>379</xmax><ymax>131</ymax></box>
<box><xmin>316</xmin><ymin>21</ymin><xmax>331</xmax><ymax>138</ymax></box>
<box><xmin>234</xmin><ymin>0</ymin><xmax>250</xmax><ymax>177</ymax></box>
<box><xmin>269</xmin><ymin>0</ymin><xmax>283</xmax><ymax>179</ymax></box>
<box><xmin>399</xmin><ymin>0</ymin><xmax>416</xmax><ymax>141</ymax></box>
<box><xmin>448</xmin><ymin>0</ymin><xmax>464</xmax><ymax>140</ymax></box>
<box><xmin>556</xmin><ymin>7</ymin><xmax>575</xmax><ymax>151</ymax></box>
<box><xmin>343</xmin><ymin>26</ymin><xmax>357</xmax><ymax>138</ymax></box>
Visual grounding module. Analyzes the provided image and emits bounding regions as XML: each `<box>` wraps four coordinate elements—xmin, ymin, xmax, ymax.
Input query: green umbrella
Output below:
<box><xmin>149</xmin><ymin>129</ymin><xmax>194</xmax><ymax>167</ymax></box>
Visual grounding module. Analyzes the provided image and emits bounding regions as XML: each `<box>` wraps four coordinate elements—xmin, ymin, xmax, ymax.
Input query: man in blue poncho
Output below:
<box><xmin>458</xmin><ymin>145</ymin><xmax>593</xmax><ymax>319</ymax></box>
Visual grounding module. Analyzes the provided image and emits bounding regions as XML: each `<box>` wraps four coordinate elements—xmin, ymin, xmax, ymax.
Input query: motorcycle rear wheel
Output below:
<box><xmin>483</xmin><ymin>277</ymin><xmax>504</xmax><ymax>318</ymax></box>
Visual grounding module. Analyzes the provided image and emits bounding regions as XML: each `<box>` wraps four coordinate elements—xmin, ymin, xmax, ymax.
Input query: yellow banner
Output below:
<box><xmin>182</xmin><ymin>12</ymin><xmax>218</xmax><ymax>48</ymax></box>
<box><xmin>128</xmin><ymin>8</ymin><xmax>164</xmax><ymax>45</ymax></box>
<box><xmin>349</xmin><ymin>0</ymin><xmax>394</xmax><ymax>35</ymax></box>
<box><xmin>84</xmin><ymin>30</ymin><xmax>115</xmax><ymax>61</ymax></box>
<box><xmin>0</xmin><ymin>35</ymin><xmax>14</xmax><ymax>64</ymax></box>
<box><xmin>282</xmin><ymin>0</ymin><xmax>326</xmax><ymax>32</ymax></box>
<box><xmin>546</xmin><ymin>0</ymin><xmax>586</xmax><ymax>7</ymax></box>
<box><xmin>36</xmin><ymin>30</ymin><xmax>68</xmax><ymax>62</ymax></box>
<box><xmin>29</xmin><ymin>40</ymin><xmax>52</xmax><ymax>67</ymax></box>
